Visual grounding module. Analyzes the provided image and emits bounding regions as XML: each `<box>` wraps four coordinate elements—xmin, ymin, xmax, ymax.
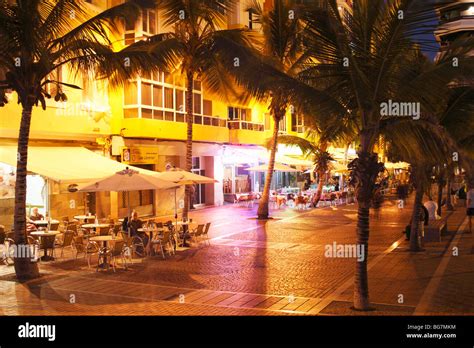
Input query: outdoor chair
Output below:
<box><xmin>107</xmin><ymin>239</ymin><xmax>128</xmax><ymax>271</ymax></box>
<box><xmin>119</xmin><ymin>231</ymin><xmax>146</xmax><ymax>258</ymax></box>
<box><xmin>110</xmin><ymin>224</ymin><xmax>121</xmax><ymax>236</ymax></box>
<box><xmin>98</xmin><ymin>226</ymin><xmax>110</xmax><ymax>236</ymax></box>
<box><xmin>49</xmin><ymin>222</ymin><xmax>59</xmax><ymax>231</ymax></box>
<box><xmin>151</xmin><ymin>230</ymin><xmax>174</xmax><ymax>259</ymax></box>
<box><xmin>2</xmin><ymin>236</ymin><xmax>15</xmax><ymax>265</ymax></box>
<box><xmin>55</xmin><ymin>231</ymin><xmax>75</xmax><ymax>259</ymax></box>
<box><xmin>189</xmin><ymin>224</ymin><xmax>205</xmax><ymax>246</ymax></box>
<box><xmin>65</xmin><ymin>222</ymin><xmax>78</xmax><ymax>235</ymax></box>
<box><xmin>72</xmin><ymin>236</ymin><xmax>99</xmax><ymax>268</ymax></box>
<box><xmin>339</xmin><ymin>191</ymin><xmax>348</xmax><ymax>205</ymax></box>
<box><xmin>202</xmin><ymin>222</ymin><xmax>211</xmax><ymax>245</ymax></box>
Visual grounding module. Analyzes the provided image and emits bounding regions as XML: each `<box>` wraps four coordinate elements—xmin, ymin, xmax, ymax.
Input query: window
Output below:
<box><xmin>279</xmin><ymin>114</ymin><xmax>287</xmax><ymax>133</ymax></box>
<box><xmin>228</xmin><ymin>106</ymin><xmax>251</xmax><ymax>121</ymax></box>
<box><xmin>124</xmin><ymin>81</ymin><xmax>138</xmax><ymax>105</ymax></box>
<box><xmin>175</xmin><ymin>90</ymin><xmax>184</xmax><ymax>112</ymax></box>
<box><xmin>264</xmin><ymin>113</ymin><xmax>271</xmax><ymax>130</ymax></box>
<box><xmin>153</xmin><ymin>85</ymin><xmax>162</xmax><ymax>107</ymax></box>
<box><xmin>164</xmin><ymin>87</ymin><xmax>174</xmax><ymax>109</ymax></box>
<box><xmin>124</xmin><ymin>32</ymin><xmax>135</xmax><ymax>45</ymax></box>
<box><xmin>142</xmin><ymin>9</ymin><xmax>157</xmax><ymax>35</ymax></box>
<box><xmin>193</xmin><ymin>80</ymin><xmax>201</xmax><ymax>91</ymax></box>
<box><xmin>291</xmin><ymin>110</ymin><xmax>304</xmax><ymax>132</ymax></box>
<box><xmin>141</xmin><ymin>83</ymin><xmax>152</xmax><ymax>105</ymax></box>
<box><xmin>203</xmin><ymin>99</ymin><xmax>212</xmax><ymax>116</ymax></box>
<box><xmin>248</xmin><ymin>9</ymin><xmax>254</xmax><ymax>29</ymax></box>
<box><xmin>193</xmin><ymin>93</ymin><xmax>201</xmax><ymax>114</ymax></box>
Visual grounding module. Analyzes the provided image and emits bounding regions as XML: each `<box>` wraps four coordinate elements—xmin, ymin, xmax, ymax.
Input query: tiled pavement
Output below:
<box><xmin>0</xmin><ymin>197</ymin><xmax>472</xmax><ymax>315</ymax></box>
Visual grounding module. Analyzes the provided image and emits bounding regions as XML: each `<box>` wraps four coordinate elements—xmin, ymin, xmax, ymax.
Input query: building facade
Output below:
<box><xmin>0</xmin><ymin>0</ymin><xmax>352</xmax><ymax>228</ymax></box>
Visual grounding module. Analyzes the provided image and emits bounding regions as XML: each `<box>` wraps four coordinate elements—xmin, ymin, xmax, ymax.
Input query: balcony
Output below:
<box><xmin>228</xmin><ymin>120</ymin><xmax>266</xmax><ymax>145</ymax></box>
<box><xmin>122</xmin><ymin>108</ymin><xmax>229</xmax><ymax>142</ymax></box>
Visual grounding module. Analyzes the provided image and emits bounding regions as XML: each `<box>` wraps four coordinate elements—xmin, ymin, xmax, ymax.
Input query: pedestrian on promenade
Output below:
<box><xmin>424</xmin><ymin>197</ymin><xmax>440</xmax><ymax>221</ymax></box>
<box><xmin>467</xmin><ymin>185</ymin><xmax>474</xmax><ymax>233</ymax></box>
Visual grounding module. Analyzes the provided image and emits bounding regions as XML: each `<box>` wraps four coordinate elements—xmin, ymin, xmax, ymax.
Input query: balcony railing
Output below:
<box><xmin>228</xmin><ymin>120</ymin><xmax>264</xmax><ymax>132</ymax></box>
<box><xmin>123</xmin><ymin>107</ymin><xmax>227</xmax><ymax>127</ymax></box>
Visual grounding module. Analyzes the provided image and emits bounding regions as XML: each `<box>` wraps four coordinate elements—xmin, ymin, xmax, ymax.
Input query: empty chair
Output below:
<box><xmin>65</xmin><ymin>222</ymin><xmax>78</xmax><ymax>235</ymax></box>
<box><xmin>202</xmin><ymin>222</ymin><xmax>211</xmax><ymax>245</ymax></box>
<box><xmin>151</xmin><ymin>230</ymin><xmax>174</xmax><ymax>259</ymax></box>
<box><xmin>189</xmin><ymin>224</ymin><xmax>205</xmax><ymax>245</ymax></box>
<box><xmin>98</xmin><ymin>226</ymin><xmax>109</xmax><ymax>236</ymax></box>
<box><xmin>55</xmin><ymin>231</ymin><xmax>75</xmax><ymax>259</ymax></box>
<box><xmin>72</xmin><ymin>236</ymin><xmax>99</xmax><ymax>268</ymax></box>
<box><xmin>108</xmin><ymin>239</ymin><xmax>128</xmax><ymax>271</ymax></box>
<box><xmin>49</xmin><ymin>222</ymin><xmax>59</xmax><ymax>231</ymax></box>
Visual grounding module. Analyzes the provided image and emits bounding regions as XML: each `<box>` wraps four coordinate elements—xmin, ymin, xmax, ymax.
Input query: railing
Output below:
<box><xmin>227</xmin><ymin>120</ymin><xmax>264</xmax><ymax>132</ymax></box>
<box><xmin>123</xmin><ymin>107</ymin><xmax>227</xmax><ymax>127</ymax></box>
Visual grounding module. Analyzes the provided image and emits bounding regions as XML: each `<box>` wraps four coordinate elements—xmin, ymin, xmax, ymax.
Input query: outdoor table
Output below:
<box><xmin>82</xmin><ymin>223</ymin><xmax>110</xmax><ymax>229</ymax></box>
<box><xmin>30</xmin><ymin>231</ymin><xmax>61</xmax><ymax>261</ymax></box>
<box><xmin>89</xmin><ymin>235</ymin><xmax>115</xmax><ymax>269</ymax></box>
<box><xmin>74</xmin><ymin>215</ymin><xmax>95</xmax><ymax>222</ymax></box>
<box><xmin>82</xmin><ymin>223</ymin><xmax>110</xmax><ymax>237</ymax></box>
<box><xmin>33</xmin><ymin>219</ymin><xmax>59</xmax><ymax>227</ymax></box>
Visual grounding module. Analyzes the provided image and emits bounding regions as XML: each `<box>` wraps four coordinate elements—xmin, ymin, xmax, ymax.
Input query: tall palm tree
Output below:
<box><xmin>300</xmin><ymin>0</ymin><xmax>474</xmax><ymax>310</ymax></box>
<box><xmin>147</xmin><ymin>0</ymin><xmax>249</xmax><ymax>224</ymax></box>
<box><xmin>244</xmin><ymin>0</ymin><xmax>310</xmax><ymax>220</ymax></box>
<box><xmin>0</xmin><ymin>0</ymin><xmax>159</xmax><ymax>280</ymax></box>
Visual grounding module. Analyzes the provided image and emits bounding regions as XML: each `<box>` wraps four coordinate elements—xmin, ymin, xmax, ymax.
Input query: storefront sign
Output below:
<box><xmin>121</xmin><ymin>147</ymin><xmax>159</xmax><ymax>164</ymax></box>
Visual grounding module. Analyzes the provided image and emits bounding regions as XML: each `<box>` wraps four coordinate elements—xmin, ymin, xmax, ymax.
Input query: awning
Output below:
<box><xmin>0</xmin><ymin>146</ymin><xmax>159</xmax><ymax>184</ymax></box>
<box><xmin>275</xmin><ymin>154</ymin><xmax>312</xmax><ymax>167</ymax></box>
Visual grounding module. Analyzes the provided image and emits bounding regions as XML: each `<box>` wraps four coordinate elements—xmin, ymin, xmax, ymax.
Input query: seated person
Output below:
<box><xmin>424</xmin><ymin>198</ymin><xmax>440</xmax><ymax>220</ymax></box>
<box><xmin>29</xmin><ymin>208</ymin><xmax>44</xmax><ymax>221</ymax></box>
<box><xmin>128</xmin><ymin>211</ymin><xmax>149</xmax><ymax>247</ymax></box>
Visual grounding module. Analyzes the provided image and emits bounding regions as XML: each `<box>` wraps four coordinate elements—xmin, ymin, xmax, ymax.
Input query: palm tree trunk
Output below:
<box><xmin>354</xmin><ymin>202</ymin><xmax>370</xmax><ymax>310</ymax></box>
<box><xmin>313</xmin><ymin>170</ymin><xmax>324</xmax><ymax>207</ymax></box>
<box><xmin>14</xmin><ymin>103</ymin><xmax>40</xmax><ymax>280</ymax></box>
<box><xmin>257</xmin><ymin>113</ymin><xmax>281</xmax><ymax>219</ymax></box>
<box><xmin>409</xmin><ymin>175</ymin><xmax>424</xmax><ymax>252</ymax></box>
<box><xmin>351</xmin><ymin>143</ymin><xmax>382</xmax><ymax>311</ymax></box>
<box><xmin>182</xmin><ymin>71</ymin><xmax>194</xmax><ymax>222</ymax></box>
<box><xmin>312</xmin><ymin>142</ymin><xmax>328</xmax><ymax>207</ymax></box>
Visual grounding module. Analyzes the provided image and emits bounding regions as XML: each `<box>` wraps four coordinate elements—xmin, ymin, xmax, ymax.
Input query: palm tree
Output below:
<box><xmin>147</xmin><ymin>0</ymin><xmax>249</xmax><ymax>224</ymax></box>
<box><xmin>243</xmin><ymin>0</ymin><xmax>310</xmax><ymax>220</ymax></box>
<box><xmin>300</xmin><ymin>0</ymin><xmax>474</xmax><ymax>310</ymax></box>
<box><xmin>0</xmin><ymin>0</ymin><xmax>159</xmax><ymax>280</ymax></box>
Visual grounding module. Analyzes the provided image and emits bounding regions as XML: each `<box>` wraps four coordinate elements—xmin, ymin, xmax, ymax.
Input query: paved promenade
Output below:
<box><xmin>0</xmin><ymin>196</ymin><xmax>472</xmax><ymax>315</ymax></box>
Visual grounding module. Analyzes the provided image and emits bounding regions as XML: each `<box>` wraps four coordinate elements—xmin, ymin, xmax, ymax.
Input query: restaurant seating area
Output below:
<box><xmin>0</xmin><ymin>215</ymin><xmax>213</xmax><ymax>272</ymax></box>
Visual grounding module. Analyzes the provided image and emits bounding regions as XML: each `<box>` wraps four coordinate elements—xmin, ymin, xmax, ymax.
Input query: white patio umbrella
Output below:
<box><xmin>157</xmin><ymin>169</ymin><xmax>216</xmax><ymax>246</ymax></box>
<box><xmin>78</xmin><ymin>168</ymin><xmax>178</xmax><ymax>236</ymax></box>
<box><xmin>246</xmin><ymin>163</ymin><xmax>299</xmax><ymax>172</ymax></box>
